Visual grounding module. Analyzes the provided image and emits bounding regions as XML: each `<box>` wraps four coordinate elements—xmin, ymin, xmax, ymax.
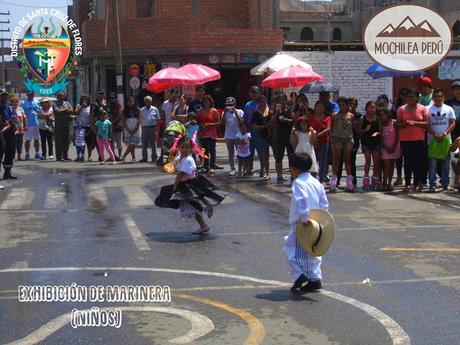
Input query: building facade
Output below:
<box><xmin>280</xmin><ymin>0</ymin><xmax>460</xmax><ymax>43</ymax></box>
<box><xmin>72</xmin><ymin>0</ymin><xmax>283</xmax><ymax>106</ymax></box>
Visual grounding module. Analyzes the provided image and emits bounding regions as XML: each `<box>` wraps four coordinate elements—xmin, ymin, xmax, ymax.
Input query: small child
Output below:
<box><xmin>185</xmin><ymin>112</ymin><xmax>201</xmax><ymax>144</ymax></box>
<box><xmin>155</xmin><ymin>137</ymin><xmax>226</xmax><ymax>235</ymax></box>
<box><xmin>95</xmin><ymin>110</ymin><xmax>116</xmax><ymax>165</ymax></box>
<box><xmin>74</xmin><ymin>120</ymin><xmax>86</xmax><ymax>162</ymax></box>
<box><xmin>235</xmin><ymin>122</ymin><xmax>251</xmax><ymax>176</ymax></box>
<box><xmin>450</xmin><ymin>137</ymin><xmax>460</xmax><ymax>192</ymax></box>
<box><xmin>379</xmin><ymin>108</ymin><xmax>400</xmax><ymax>191</ymax></box>
<box><xmin>290</xmin><ymin>117</ymin><xmax>318</xmax><ymax>177</ymax></box>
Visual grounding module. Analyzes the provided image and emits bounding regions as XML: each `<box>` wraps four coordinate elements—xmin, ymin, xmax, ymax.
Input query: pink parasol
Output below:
<box><xmin>177</xmin><ymin>64</ymin><xmax>221</xmax><ymax>85</ymax></box>
<box><xmin>261</xmin><ymin>66</ymin><xmax>324</xmax><ymax>88</ymax></box>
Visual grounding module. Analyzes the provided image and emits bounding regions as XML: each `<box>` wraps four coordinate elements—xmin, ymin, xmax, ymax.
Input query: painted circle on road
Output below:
<box><xmin>0</xmin><ymin>266</ymin><xmax>411</xmax><ymax>345</ymax></box>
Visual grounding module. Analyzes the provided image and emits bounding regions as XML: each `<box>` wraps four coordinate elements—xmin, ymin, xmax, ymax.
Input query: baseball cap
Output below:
<box><xmin>26</xmin><ymin>90</ymin><xmax>34</xmax><ymax>95</ymax></box>
<box><xmin>225</xmin><ymin>97</ymin><xmax>236</xmax><ymax>106</ymax></box>
<box><xmin>451</xmin><ymin>81</ymin><xmax>460</xmax><ymax>89</ymax></box>
<box><xmin>250</xmin><ymin>86</ymin><xmax>260</xmax><ymax>93</ymax></box>
<box><xmin>96</xmin><ymin>88</ymin><xmax>105</xmax><ymax>95</ymax></box>
<box><xmin>0</xmin><ymin>88</ymin><xmax>7</xmax><ymax>96</ymax></box>
<box><xmin>420</xmin><ymin>77</ymin><xmax>432</xmax><ymax>86</ymax></box>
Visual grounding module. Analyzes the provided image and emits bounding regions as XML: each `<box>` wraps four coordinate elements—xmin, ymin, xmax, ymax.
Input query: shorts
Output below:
<box><xmin>24</xmin><ymin>126</ymin><xmax>40</xmax><ymax>141</ymax></box>
<box><xmin>361</xmin><ymin>144</ymin><xmax>380</xmax><ymax>153</ymax></box>
<box><xmin>237</xmin><ymin>155</ymin><xmax>250</xmax><ymax>161</ymax></box>
<box><xmin>331</xmin><ymin>137</ymin><xmax>354</xmax><ymax>151</ymax></box>
<box><xmin>272</xmin><ymin>135</ymin><xmax>293</xmax><ymax>162</ymax></box>
<box><xmin>111</xmin><ymin>131</ymin><xmax>123</xmax><ymax>149</ymax></box>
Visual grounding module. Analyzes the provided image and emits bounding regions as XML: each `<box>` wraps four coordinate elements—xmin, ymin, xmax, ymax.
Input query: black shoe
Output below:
<box><xmin>290</xmin><ymin>274</ymin><xmax>308</xmax><ymax>291</ymax></box>
<box><xmin>3</xmin><ymin>170</ymin><xmax>18</xmax><ymax>180</ymax></box>
<box><xmin>300</xmin><ymin>280</ymin><xmax>322</xmax><ymax>293</ymax></box>
<box><xmin>211</xmin><ymin>164</ymin><xmax>223</xmax><ymax>170</ymax></box>
<box><xmin>139</xmin><ymin>159</ymin><xmax>147</xmax><ymax>163</ymax></box>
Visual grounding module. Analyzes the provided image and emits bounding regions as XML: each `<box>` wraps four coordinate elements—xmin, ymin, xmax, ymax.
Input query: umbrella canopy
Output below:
<box><xmin>261</xmin><ymin>66</ymin><xmax>324</xmax><ymax>88</ymax></box>
<box><xmin>147</xmin><ymin>67</ymin><xmax>186</xmax><ymax>93</ymax></box>
<box><xmin>177</xmin><ymin>64</ymin><xmax>221</xmax><ymax>85</ymax></box>
<box><xmin>299</xmin><ymin>81</ymin><xmax>339</xmax><ymax>94</ymax></box>
<box><xmin>365</xmin><ymin>64</ymin><xmax>425</xmax><ymax>79</ymax></box>
<box><xmin>147</xmin><ymin>65</ymin><xmax>221</xmax><ymax>93</ymax></box>
<box><xmin>250</xmin><ymin>52</ymin><xmax>312</xmax><ymax>76</ymax></box>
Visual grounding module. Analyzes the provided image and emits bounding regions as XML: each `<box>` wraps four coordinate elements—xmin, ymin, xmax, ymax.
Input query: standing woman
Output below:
<box><xmin>52</xmin><ymin>92</ymin><xmax>73</xmax><ymax>161</ymax></box>
<box><xmin>270</xmin><ymin>93</ymin><xmax>294</xmax><ymax>183</ymax></box>
<box><xmin>308</xmin><ymin>101</ymin><xmax>330</xmax><ymax>183</ymax></box>
<box><xmin>251</xmin><ymin>96</ymin><xmax>272</xmax><ymax>180</ymax></box>
<box><xmin>75</xmin><ymin>95</ymin><xmax>95</xmax><ymax>161</ymax></box>
<box><xmin>38</xmin><ymin>99</ymin><xmax>54</xmax><ymax>160</ymax></box>
<box><xmin>198</xmin><ymin>95</ymin><xmax>220</xmax><ymax>174</ymax></box>
<box><xmin>396</xmin><ymin>88</ymin><xmax>429</xmax><ymax>192</ymax></box>
<box><xmin>330</xmin><ymin>97</ymin><xmax>355</xmax><ymax>192</ymax></box>
<box><xmin>9</xmin><ymin>97</ymin><xmax>27</xmax><ymax>161</ymax></box>
<box><xmin>292</xmin><ymin>94</ymin><xmax>313</xmax><ymax>122</ymax></box>
<box><xmin>172</xmin><ymin>95</ymin><xmax>189</xmax><ymax>124</ymax></box>
<box><xmin>358</xmin><ymin>101</ymin><xmax>381</xmax><ymax>190</ymax></box>
<box><xmin>121</xmin><ymin>96</ymin><xmax>142</xmax><ymax>162</ymax></box>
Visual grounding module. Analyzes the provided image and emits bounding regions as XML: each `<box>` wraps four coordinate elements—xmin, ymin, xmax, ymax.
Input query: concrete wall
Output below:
<box><xmin>284</xmin><ymin>51</ymin><xmax>393</xmax><ymax>113</ymax></box>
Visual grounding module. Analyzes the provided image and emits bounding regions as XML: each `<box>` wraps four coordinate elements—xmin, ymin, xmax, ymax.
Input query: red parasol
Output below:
<box><xmin>261</xmin><ymin>66</ymin><xmax>324</xmax><ymax>88</ymax></box>
<box><xmin>177</xmin><ymin>64</ymin><xmax>221</xmax><ymax>85</ymax></box>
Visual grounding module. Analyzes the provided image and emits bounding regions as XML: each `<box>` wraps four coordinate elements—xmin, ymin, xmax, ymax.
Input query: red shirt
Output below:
<box><xmin>397</xmin><ymin>104</ymin><xmax>428</xmax><ymax>142</ymax></box>
<box><xmin>198</xmin><ymin>108</ymin><xmax>219</xmax><ymax>139</ymax></box>
<box><xmin>307</xmin><ymin>114</ymin><xmax>330</xmax><ymax>144</ymax></box>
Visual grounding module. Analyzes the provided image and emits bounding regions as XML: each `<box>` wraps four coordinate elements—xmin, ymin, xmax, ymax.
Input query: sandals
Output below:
<box><xmin>192</xmin><ymin>227</ymin><xmax>210</xmax><ymax>235</ymax></box>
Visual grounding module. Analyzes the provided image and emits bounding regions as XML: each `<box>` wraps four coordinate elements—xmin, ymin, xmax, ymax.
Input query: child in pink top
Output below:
<box><xmin>379</xmin><ymin>108</ymin><xmax>400</xmax><ymax>191</ymax></box>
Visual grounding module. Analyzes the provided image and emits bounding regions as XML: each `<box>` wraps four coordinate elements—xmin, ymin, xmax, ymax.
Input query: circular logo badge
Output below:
<box><xmin>363</xmin><ymin>5</ymin><xmax>452</xmax><ymax>72</ymax></box>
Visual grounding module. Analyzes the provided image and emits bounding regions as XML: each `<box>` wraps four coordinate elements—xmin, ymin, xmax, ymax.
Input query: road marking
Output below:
<box><xmin>123</xmin><ymin>186</ymin><xmax>154</xmax><ymax>207</ymax></box>
<box><xmin>44</xmin><ymin>187</ymin><xmax>67</xmax><ymax>209</ymax></box>
<box><xmin>121</xmin><ymin>214</ymin><xmax>150</xmax><ymax>251</ymax></box>
<box><xmin>0</xmin><ymin>266</ymin><xmax>411</xmax><ymax>345</ymax></box>
<box><xmin>176</xmin><ymin>293</ymin><xmax>265</xmax><ymax>345</ymax></box>
<box><xmin>380</xmin><ymin>247</ymin><xmax>460</xmax><ymax>253</ymax></box>
<box><xmin>87</xmin><ymin>186</ymin><xmax>108</xmax><ymax>207</ymax></box>
<box><xmin>4</xmin><ymin>306</ymin><xmax>214</xmax><ymax>345</ymax></box>
<box><xmin>0</xmin><ymin>188</ymin><xmax>35</xmax><ymax>209</ymax></box>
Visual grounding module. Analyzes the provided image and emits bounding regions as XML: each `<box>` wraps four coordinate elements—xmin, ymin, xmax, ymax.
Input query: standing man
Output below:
<box><xmin>189</xmin><ymin>85</ymin><xmax>205</xmax><ymax>113</ymax></box>
<box><xmin>319</xmin><ymin>91</ymin><xmax>339</xmax><ymax>115</ymax></box>
<box><xmin>446</xmin><ymin>81</ymin><xmax>460</xmax><ymax>141</ymax></box>
<box><xmin>161</xmin><ymin>89</ymin><xmax>178</xmax><ymax>126</ymax></box>
<box><xmin>243</xmin><ymin>86</ymin><xmax>260</xmax><ymax>176</ymax></box>
<box><xmin>21</xmin><ymin>91</ymin><xmax>40</xmax><ymax>160</ymax></box>
<box><xmin>419</xmin><ymin>77</ymin><xmax>433</xmax><ymax>106</ymax></box>
<box><xmin>107</xmin><ymin>92</ymin><xmax>123</xmax><ymax>161</ymax></box>
<box><xmin>53</xmin><ymin>92</ymin><xmax>73</xmax><ymax>161</ymax></box>
<box><xmin>221</xmin><ymin>96</ymin><xmax>244</xmax><ymax>176</ymax></box>
<box><xmin>0</xmin><ymin>89</ymin><xmax>17</xmax><ymax>179</ymax></box>
<box><xmin>140</xmin><ymin>96</ymin><xmax>160</xmax><ymax>163</ymax></box>
<box><xmin>427</xmin><ymin>89</ymin><xmax>456</xmax><ymax>192</ymax></box>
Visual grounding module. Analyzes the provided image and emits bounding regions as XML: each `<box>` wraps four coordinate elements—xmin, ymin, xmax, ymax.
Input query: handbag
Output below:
<box><xmin>428</xmin><ymin>136</ymin><xmax>451</xmax><ymax>160</ymax></box>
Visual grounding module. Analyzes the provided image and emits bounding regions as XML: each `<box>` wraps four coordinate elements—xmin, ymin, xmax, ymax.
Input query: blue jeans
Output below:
<box><xmin>315</xmin><ymin>143</ymin><xmax>329</xmax><ymax>182</ymax></box>
<box><xmin>429</xmin><ymin>156</ymin><xmax>450</xmax><ymax>188</ymax></box>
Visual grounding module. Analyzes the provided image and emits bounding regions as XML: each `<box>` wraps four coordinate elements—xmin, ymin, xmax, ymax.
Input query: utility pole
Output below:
<box><xmin>111</xmin><ymin>0</ymin><xmax>124</xmax><ymax>106</ymax></box>
<box><xmin>0</xmin><ymin>11</ymin><xmax>10</xmax><ymax>88</ymax></box>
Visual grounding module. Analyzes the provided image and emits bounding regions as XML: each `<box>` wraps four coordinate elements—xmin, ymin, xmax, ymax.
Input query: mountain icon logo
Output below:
<box><xmin>377</xmin><ymin>16</ymin><xmax>440</xmax><ymax>38</ymax></box>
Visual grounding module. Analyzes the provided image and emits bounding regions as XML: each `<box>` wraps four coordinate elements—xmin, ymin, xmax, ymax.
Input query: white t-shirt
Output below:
<box><xmin>162</xmin><ymin>100</ymin><xmax>178</xmax><ymax>124</ymax></box>
<box><xmin>427</xmin><ymin>103</ymin><xmax>455</xmax><ymax>143</ymax></box>
<box><xmin>236</xmin><ymin>132</ymin><xmax>251</xmax><ymax>157</ymax></box>
<box><xmin>223</xmin><ymin>108</ymin><xmax>244</xmax><ymax>140</ymax></box>
<box><xmin>177</xmin><ymin>155</ymin><xmax>196</xmax><ymax>181</ymax></box>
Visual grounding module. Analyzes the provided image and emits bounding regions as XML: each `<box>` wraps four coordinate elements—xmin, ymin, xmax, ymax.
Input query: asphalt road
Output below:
<box><xmin>0</xmin><ymin>145</ymin><xmax>459</xmax><ymax>345</ymax></box>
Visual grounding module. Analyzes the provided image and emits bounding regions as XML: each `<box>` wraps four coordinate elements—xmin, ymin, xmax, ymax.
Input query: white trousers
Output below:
<box><xmin>284</xmin><ymin>223</ymin><xmax>322</xmax><ymax>283</ymax></box>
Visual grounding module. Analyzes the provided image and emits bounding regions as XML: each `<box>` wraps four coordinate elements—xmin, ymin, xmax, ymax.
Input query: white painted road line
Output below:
<box><xmin>0</xmin><ymin>188</ymin><xmax>35</xmax><ymax>209</ymax></box>
<box><xmin>123</xmin><ymin>186</ymin><xmax>154</xmax><ymax>207</ymax></box>
<box><xmin>0</xmin><ymin>266</ymin><xmax>411</xmax><ymax>345</ymax></box>
<box><xmin>5</xmin><ymin>306</ymin><xmax>214</xmax><ymax>345</ymax></box>
<box><xmin>87</xmin><ymin>186</ymin><xmax>109</xmax><ymax>207</ymax></box>
<box><xmin>44</xmin><ymin>187</ymin><xmax>67</xmax><ymax>209</ymax></box>
<box><xmin>121</xmin><ymin>214</ymin><xmax>150</xmax><ymax>251</ymax></box>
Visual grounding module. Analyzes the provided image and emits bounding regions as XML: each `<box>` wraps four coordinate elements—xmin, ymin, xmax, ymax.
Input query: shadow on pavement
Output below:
<box><xmin>255</xmin><ymin>289</ymin><xmax>317</xmax><ymax>303</ymax></box>
<box><xmin>146</xmin><ymin>231</ymin><xmax>218</xmax><ymax>243</ymax></box>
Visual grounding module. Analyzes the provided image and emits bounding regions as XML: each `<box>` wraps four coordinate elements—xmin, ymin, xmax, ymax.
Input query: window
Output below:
<box><xmin>300</xmin><ymin>27</ymin><xmax>314</xmax><ymax>41</ymax></box>
<box><xmin>332</xmin><ymin>27</ymin><xmax>342</xmax><ymax>41</ymax></box>
<box><xmin>453</xmin><ymin>21</ymin><xmax>460</xmax><ymax>37</ymax></box>
<box><xmin>137</xmin><ymin>0</ymin><xmax>155</xmax><ymax>17</ymax></box>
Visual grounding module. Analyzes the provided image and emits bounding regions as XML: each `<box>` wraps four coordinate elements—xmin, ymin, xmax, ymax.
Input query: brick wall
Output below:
<box><xmin>285</xmin><ymin>51</ymin><xmax>393</xmax><ymax>113</ymax></box>
<box><xmin>81</xmin><ymin>0</ymin><xmax>283</xmax><ymax>56</ymax></box>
